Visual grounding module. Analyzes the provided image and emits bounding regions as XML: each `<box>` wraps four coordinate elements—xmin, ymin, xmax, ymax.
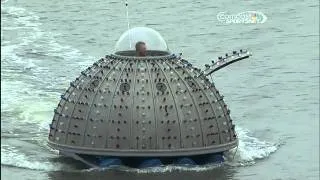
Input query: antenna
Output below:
<box><xmin>124</xmin><ymin>0</ymin><xmax>132</xmax><ymax>48</ymax></box>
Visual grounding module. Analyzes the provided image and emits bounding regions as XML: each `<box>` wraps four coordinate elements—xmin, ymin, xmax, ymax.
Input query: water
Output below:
<box><xmin>1</xmin><ymin>0</ymin><xmax>319</xmax><ymax>179</ymax></box>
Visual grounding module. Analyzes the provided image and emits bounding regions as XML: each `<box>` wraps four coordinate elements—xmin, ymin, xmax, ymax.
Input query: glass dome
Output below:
<box><xmin>114</xmin><ymin>27</ymin><xmax>170</xmax><ymax>56</ymax></box>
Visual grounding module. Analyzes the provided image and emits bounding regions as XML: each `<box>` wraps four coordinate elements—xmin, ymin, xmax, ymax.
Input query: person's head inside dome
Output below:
<box><xmin>135</xmin><ymin>41</ymin><xmax>147</xmax><ymax>57</ymax></box>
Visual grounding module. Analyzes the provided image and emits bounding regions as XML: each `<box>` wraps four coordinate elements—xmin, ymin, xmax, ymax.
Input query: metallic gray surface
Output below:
<box><xmin>48</xmin><ymin>51</ymin><xmax>238</xmax><ymax>157</ymax></box>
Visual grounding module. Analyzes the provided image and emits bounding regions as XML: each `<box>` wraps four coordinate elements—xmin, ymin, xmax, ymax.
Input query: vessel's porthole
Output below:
<box><xmin>90</xmin><ymin>79</ymin><xmax>99</xmax><ymax>88</ymax></box>
<box><xmin>156</xmin><ymin>82</ymin><xmax>167</xmax><ymax>92</ymax></box>
<box><xmin>187</xmin><ymin>80</ymin><xmax>197</xmax><ymax>90</ymax></box>
<box><xmin>120</xmin><ymin>82</ymin><xmax>130</xmax><ymax>92</ymax></box>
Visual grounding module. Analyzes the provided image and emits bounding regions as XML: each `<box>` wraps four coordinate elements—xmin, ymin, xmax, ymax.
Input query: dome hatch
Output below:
<box><xmin>114</xmin><ymin>27</ymin><xmax>170</xmax><ymax>56</ymax></box>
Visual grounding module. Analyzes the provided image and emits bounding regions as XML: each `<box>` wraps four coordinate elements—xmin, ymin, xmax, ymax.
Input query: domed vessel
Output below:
<box><xmin>48</xmin><ymin>27</ymin><xmax>252</xmax><ymax>168</ymax></box>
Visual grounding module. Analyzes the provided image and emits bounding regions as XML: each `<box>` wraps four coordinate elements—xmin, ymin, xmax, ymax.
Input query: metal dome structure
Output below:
<box><xmin>48</xmin><ymin>27</ymin><xmax>251</xmax><ymax>167</ymax></box>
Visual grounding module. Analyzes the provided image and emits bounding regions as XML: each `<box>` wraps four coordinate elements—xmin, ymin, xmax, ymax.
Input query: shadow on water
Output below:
<box><xmin>47</xmin><ymin>163</ymin><xmax>238</xmax><ymax>180</ymax></box>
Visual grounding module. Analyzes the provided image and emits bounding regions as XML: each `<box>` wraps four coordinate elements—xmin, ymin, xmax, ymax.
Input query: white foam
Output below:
<box><xmin>224</xmin><ymin>127</ymin><xmax>279</xmax><ymax>166</ymax></box>
<box><xmin>84</xmin><ymin>163</ymin><xmax>224</xmax><ymax>174</ymax></box>
<box><xmin>1</xmin><ymin>145</ymin><xmax>61</xmax><ymax>171</ymax></box>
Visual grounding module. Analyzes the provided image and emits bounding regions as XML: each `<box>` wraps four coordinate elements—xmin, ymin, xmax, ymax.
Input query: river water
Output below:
<box><xmin>1</xmin><ymin>0</ymin><xmax>319</xmax><ymax>179</ymax></box>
